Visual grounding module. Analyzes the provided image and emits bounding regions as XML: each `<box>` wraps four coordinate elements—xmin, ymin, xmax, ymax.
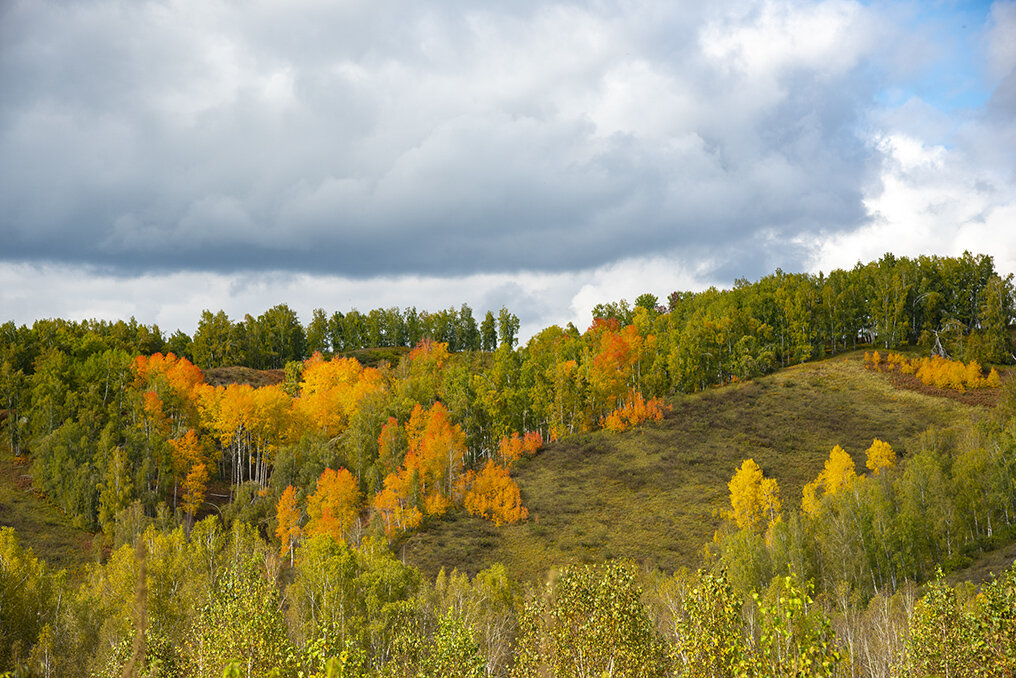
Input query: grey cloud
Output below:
<box><xmin>0</xmin><ymin>1</ymin><xmax>911</xmax><ymax>281</ymax></box>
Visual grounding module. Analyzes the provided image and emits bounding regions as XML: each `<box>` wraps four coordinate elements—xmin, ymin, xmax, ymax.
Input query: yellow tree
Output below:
<box><xmin>372</xmin><ymin>471</ymin><xmax>423</xmax><ymax>539</ymax></box>
<box><xmin>306</xmin><ymin>468</ymin><xmax>361</xmax><ymax>544</ymax></box>
<box><xmin>802</xmin><ymin>444</ymin><xmax>858</xmax><ymax>515</ymax></box>
<box><xmin>275</xmin><ymin>485</ymin><xmax>302</xmax><ymax>566</ymax></box>
<box><xmin>296</xmin><ymin>354</ymin><xmax>381</xmax><ymax>438</ymax></box>
<box><xmin>865</xmin><ymin>438</ymin><xmax>896</xmax><ymax>475</ymax></box>
<box><xmin>728</xmin><ymin>458</ymin><xmax>781</xmax><ymax>533</ymax></box>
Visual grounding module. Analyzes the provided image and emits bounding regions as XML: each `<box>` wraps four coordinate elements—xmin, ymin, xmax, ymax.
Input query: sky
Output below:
<box><xmin>2</xmin><ymin>0</ymin><xmax>1015</xmax><ymax>340</ymax></box>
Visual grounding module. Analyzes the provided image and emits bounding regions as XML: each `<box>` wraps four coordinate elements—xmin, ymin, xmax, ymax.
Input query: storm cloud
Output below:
<box><xmin>2</xmin><ymin>0</ymin><xmax>885</xmax><ymax>276</ymax></box>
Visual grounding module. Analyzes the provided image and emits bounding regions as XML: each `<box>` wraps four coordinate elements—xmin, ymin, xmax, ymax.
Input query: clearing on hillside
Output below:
<box><xmin>0</xmin><ymin>451</ymin><xmax>95</xmax><ymax>575</ymax></box>
<box><xmin>401</xmin><ymin>352</ymin><xmax>982</xmax><ymax>581</ymax></box>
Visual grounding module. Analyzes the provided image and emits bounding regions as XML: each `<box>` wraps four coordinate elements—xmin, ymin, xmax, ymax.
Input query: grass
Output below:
<box><xmin>0</xmin><ymin>449</ymin><xmax>96</xmax><ymax>576</ymax></box>
<box><xmin>401</xmin><ymin>351</ymin><xmax>981</xmax><ymax>581</ymax></box>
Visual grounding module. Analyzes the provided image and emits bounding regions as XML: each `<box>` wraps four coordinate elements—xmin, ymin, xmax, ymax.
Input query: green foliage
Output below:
<box><xmin>418</xmin><ymin>611</ymin><xmax>485</xmax><ymax>678</ymax></box>
<box><xmin>753</xmin><ymin>575</ymin><xmax>841</xmax><ymax>677</ymax></box>
<box><xmin>513</xmin><ymin>560</ymin><xmax>670</xmax><ymax>678</ymax></box>
<box><xmin>671</xmin><ymin>570</ymin><xmax>751</xmax><ymax>677</ymax></box>
<box><xmin>0</xmin><ymin>528</ymin><xmax>59</xmax><ymax>672</ymax></box>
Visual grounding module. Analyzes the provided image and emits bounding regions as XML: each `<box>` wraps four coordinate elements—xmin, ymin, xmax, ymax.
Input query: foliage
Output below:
<box><xmin>513</xmin><ymin>560</ymin><xmax>670</xmax><ymax>678</ymax></box>
<box><xmin>462</xmin><ymin>460</ymin><xmax>528</xmax><ymax>526</ymax></box>
<box><xmin>728</xmin><ymin>458</ymin><xmax>782</xmax><ymax>534</ymax></box>
<box><xmin>307</xmin><ymin>467</ymin><xmax>361</xmax><ymax>544</ymax></box>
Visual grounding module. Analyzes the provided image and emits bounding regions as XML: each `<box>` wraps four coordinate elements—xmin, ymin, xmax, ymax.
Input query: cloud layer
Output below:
<box><xmin>2</xmin><ymin>0</ymin><xmax>1015</xmax><ymax>336</ymax></box>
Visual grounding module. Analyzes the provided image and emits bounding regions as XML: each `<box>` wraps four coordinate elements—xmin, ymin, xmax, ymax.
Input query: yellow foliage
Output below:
<box><xmin>728</xmin><ymin>458</ymin><xmax>781</xmax><ymax>533</ymax></box>
<box><xmin>877</xmin><ymin>353</ymin><xmax>998</xmax><ymax>391</ymax></box>
<box><xmin>306</xmin><ymin>467</ymin><xmax>361</xmax><ymax>543</ymax></box>
<box><xmin>295</xmin><ymin>356</ymin><xmax>381</xmax><ymax>438</ymax></box>
<box><xmin>987</xmin><ymin>368</ymin><xmax>1002</xmax><ymax>388</ymax></box>
<box><xmin>865</xmin><ymin>438</ymin><xmax>895</xmax><ymax>475</ymax></box>
<box><xmin>822</xmin><ymin>445</ymin><xmax>857</xmax><ymax>495</ymax></box>
<box><xmin>801</xmin><ymin>445</ymin><xmax>857</xmax><ymax>514</ymax></box>
<box><xmin>801</xmin><ymin>480</ymin><xmax>821</xmax><ymax>517</ymax></box>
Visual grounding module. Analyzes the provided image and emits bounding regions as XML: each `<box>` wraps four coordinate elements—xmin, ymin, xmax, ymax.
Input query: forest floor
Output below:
<box><xmin>402</xmin><ymin>350</ymin><xmax>988</xmax><ymax>581</ymax></box>
<box><xmin>0</xmin><ymin>448</ymin><xmax>96</xmax><ymax>576</ymax></box>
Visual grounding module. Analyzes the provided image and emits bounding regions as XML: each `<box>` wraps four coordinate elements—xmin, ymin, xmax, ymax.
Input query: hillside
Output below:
<box><xmin>0</xmin><ymin>451</ymin><xmax>95</xmax><ymax>575</ymax></box>
<box><xmin>402</xmin><ymin>351</ymin><xmax>981</xmax><ymax>581</ymax></box>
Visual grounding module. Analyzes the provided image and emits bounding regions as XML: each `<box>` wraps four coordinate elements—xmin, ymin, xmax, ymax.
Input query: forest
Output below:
<box><xmin>2</xmin><ymin>251</ymin><xmax>1016</xmax><ymax>677</ymax></box>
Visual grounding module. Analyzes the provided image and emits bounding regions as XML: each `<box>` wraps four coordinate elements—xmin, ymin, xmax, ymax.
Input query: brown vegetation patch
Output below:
<box><xmin>203</xmin><ymin>366</ymin><xmax>285</xmax><ymax>388</ymax></box>
<box><xmin>882</xmin><ymin>369</ymin><xmax>1003</xmax><ymax>407</ymax></box>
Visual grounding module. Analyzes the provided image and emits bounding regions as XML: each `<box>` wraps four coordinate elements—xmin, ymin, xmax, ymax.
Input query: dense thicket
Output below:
<box><xmin>3</xmin><ymin>518</ymin><xmax>1016</xmax><ymax>677</ymax></box>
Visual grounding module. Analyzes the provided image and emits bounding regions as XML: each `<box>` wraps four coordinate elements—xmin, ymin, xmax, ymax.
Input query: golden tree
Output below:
<box><xmin>306</xmin><ymin>468</ymin><xmax>361</xmax><ymax>544</ymax></box>
<box><xmin>865</xmin><ymin>438</ymin><xmax>896</xmax><ymax>475</ymax></box>
<box><xmin>275</xmin><ymin>485</ymin><xmax>302</xmax><ymax>565</ymax></box>
<box><xmin>728</xmin><ymin>458</ymin><xmax>782</xmax><ymax>533</ymax></box>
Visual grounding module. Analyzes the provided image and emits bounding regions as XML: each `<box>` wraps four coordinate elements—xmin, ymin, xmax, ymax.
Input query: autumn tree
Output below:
<box><xmin>728</xmin><ymin>458</ymin><xmax>782</xmax><ymax>534</ymax></box>
<box><xmin>802</xmin><ymin>445</ymin><xmax>858</xmax><ymax>515</ymax></box>
<box><xmin>169</xmin><ymin>429</ymin><xmax>209</xmax><ymax>519</ymax></box>
<box><xmin>275</xmin><ymin>485</ymin><xmax>302</xmax><ymax>566</ymax></box>
<box><xmin>306</xmin><ymin>468</ymin><xmax>361</xmax><ymax>544</ymax></box>
<box><xmin>372</xmin><ymin>471</ymin><xmax>423</xmax><ymax>539</ymax></box>
<box><xmin>463</xmin><ymin>461</ymin><xmax>528</xmax><ymax>526</ymax></box>
<box><xmin>865</xmin><ymin>438</ymin><xmax>896</xmax><ymax>475</ymax></box>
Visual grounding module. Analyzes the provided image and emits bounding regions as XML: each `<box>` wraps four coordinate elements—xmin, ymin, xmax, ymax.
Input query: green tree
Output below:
<box><xmin>480</xmin><ymin>311</ymin><xmax>497</xmax><ymax>352</ymax></box>
<box><xmin>307</xmin><ymin>308</ymin><xmax>332</xmax><ymax>357</ymax></box>
<box><xmin>419</xmin><ymin>611</ymin><xmax>486</xmax><ymax>678</ymax></box>
<box><xmin>192</xmin><ymin>310</ymin><xmax>239</xmax><ymax>369</ymax></box>
<box><xmin>497</xmin><ymin>307</ymin><xmax>519</xmax><ymax>350</ymax></box>
<box><xmin>513</xmin><ymin>560</ymin><xmax>669</xmax><ymax>678</ymax></box>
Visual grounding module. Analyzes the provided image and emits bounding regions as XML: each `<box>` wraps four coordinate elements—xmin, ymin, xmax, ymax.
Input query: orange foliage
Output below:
<box><xmin>275</xmin><ymin>485</ymin><xmax>302</xmax><ymax>561</ymax></box>
<box><xmin>601</xmin><ymin>390</ymin><xmax>668</xmax><ymax>432</ymax></box>
<box><xmin>171</xmin><ymin>429</ymin><xmax>210</xmax><ymax>516</ymax></box>
<box><xmin>402</xmin><ymin>401</ymin><xmax>467</xmax><ymax>506</ymax></box>
<box><xmin>306</xmin><ymin>467</ymin><xmax>361</xmax><ymax>543</ymax></box>
<box><xmin>134</xmin><ymin>352</ymin><xmax>205</xmax><ymax>429</ymax></box>
<box><xmin>497</xmin><ymin>430</ymin><xmax>543</xmax><ymax>467</ymax></box>
<box><xmin>463</xmin><ymin>460</ymin><xmax>528</xmax><ymax>526</ymax></box>
<box><xmin>142</xmin><ymin>390</ymin><xmax>170</xmax><ymax>436</ymax></box>
<box><xmin>180</xmin><ymin>462</ymin><xmax>209</xmax><ymax>517</ymax></box>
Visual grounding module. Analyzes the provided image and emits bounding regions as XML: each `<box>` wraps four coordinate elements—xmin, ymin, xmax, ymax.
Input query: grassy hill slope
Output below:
<box><xmin>0</xmin><ymin>451</ymin><xmax>95</xmax><ymax>575</ymax></box>
<box><xmin>402</xmin><ymin>352</ymin><xmax>981</xmax><ymax>581</ymax></box>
